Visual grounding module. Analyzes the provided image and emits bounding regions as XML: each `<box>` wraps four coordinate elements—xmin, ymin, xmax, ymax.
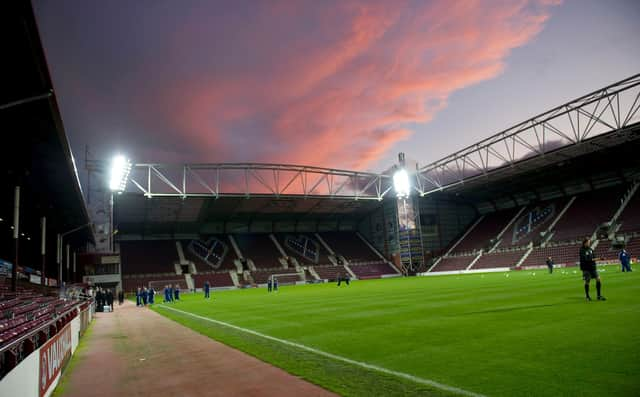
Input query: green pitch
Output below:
<box><xmin>152</xmin><ymin>265</ymin><xmax>639</xmax><ymax>396</ymax></box>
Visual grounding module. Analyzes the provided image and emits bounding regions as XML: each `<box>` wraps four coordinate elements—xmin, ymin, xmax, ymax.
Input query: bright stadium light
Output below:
<box><xmin>109</xmin><ymin>155</ymin><xmax>132</xmax><ymax>192</ymax></box>
<box><xmin>393</xmin><ymin>168</ymin><xmax>410</xmax><ymax>199</ymax></box>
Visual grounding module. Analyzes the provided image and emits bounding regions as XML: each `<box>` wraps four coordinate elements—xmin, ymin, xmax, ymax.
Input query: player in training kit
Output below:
<box><xmin>267</xmin><ymin>277</ymin><xmax>272</xmax><ymax>292</ymax></box>
<box><xmin>174</xmin><ymin>284</ymin><xmax>180</xmax><ymax>301</ymax></box>
<box><xmin>579</xmin><ymin>238</ymin><xmax>605</xmax><ymax>301</ymax></box>
<box><xmin>204</xmin><ymin>281</ymin><xmax>210</xmax><ymax>298</ymax></box>
<box><xmin>546</xmin><ymin>256</ymin><xmax>554</xmax><ymax>274</ymax></box>
<box><xmin>619</xmin><ymin>249</ymin><xmax>632</xmax><ymax>272</ymax></box>
<box><xmin>273</xmin><ymin>277</ymin><xmax>279</xmax><ymax>292</ymax></box>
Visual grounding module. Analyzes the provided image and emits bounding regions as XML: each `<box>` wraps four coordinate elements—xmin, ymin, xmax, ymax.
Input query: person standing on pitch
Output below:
<box><xmin>546</xmin><ymin>256</ymin><xmax>554</xmax><ymax>274</ymax></box>
<box><xmin>168</xmin><ymin>284</ymin><xmax>174</xmax><ymax>303</ymax></box>
<box><xmin>148</xmin><ymin>287</ymin><xmax>155</xmax><ymax>305</ymax></box>
<box><xmin>96</xmin><ymin>288</ymin><xmax>103</xmax><ymax>311</ymax></box>
<box><xmin>619</xmin><ymin>249</ymin><xmax>632</xmax><ymax>272</ymax></box>
<box><xmin>106</xmin><ymin>289</ymin><xmax>114</xmax><ymax>311</ymax></box>
<box><xmin>580</xmin><ymin>238</ymin><xmax>605</xmax><ymax>301</ymax></box>
<box><xmin>273</xmin><ymin>277</ymin><xmax>279</xmax><ymax>292</ymax></box>
<box><xmin>267</xmin><ymin>277</ymin><xmax>272</xmax><ymax>293</ymax></box>
<box><xmin>204</xmin><ymin>281</ymin><xmax>211</xmax><ymax>299</ymax></box>
<box><xmin>174</xmin><ymin>284</ymin><xmax>180</xmax><ymax>301</ymax></box>
<box><xmin>337</xmin><ymin>272</ymin><xmax>342</xmax><ymax>286</ymax></box>
<box><xmin>142</xmin><ymin>287</ymin><xmax>149</xmax><ymax>306</ymax></box>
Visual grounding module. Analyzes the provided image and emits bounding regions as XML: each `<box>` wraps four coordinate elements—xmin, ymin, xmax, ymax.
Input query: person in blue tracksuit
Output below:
<box><xmin>273</xmin><ymin>277</ymin><xmax>278</xmax><ymax>292</ymax></box>
<box><xmin>135</xmin><ymin>287</ymin><xmax>142</xmax><ymax>307</ymax></box>
<box><xmin>204</xmin><ymin>281</ymin><xmax>210</xmax><ymax>299</ymax></box>
<box><xmin>174</xmin><ymin>284</ymin><xmax>180</xmax><ymax>301</ymax></box>
<box><xmin>619</xmin><ymin>249</ymin><xmax>632</xmax><ymax>272</ymax></box>
<box><xmin>148</xmin><ymin>287</ymin><xmax>155</xmax><ymax>305</ymax></box>
<box><xmin>166</xmin><ymin>285</ymin><xmax>173</xmax><ymax>303</ymax></box>
<box><xmin>267</xmin><ymin>277</ymin><xmax>272</xmax><ymax>293</ymax></box>
<box><xmin>142</xmin><ymin>287</ymin><xmax>148</xmax><ymax>306</ymax></box>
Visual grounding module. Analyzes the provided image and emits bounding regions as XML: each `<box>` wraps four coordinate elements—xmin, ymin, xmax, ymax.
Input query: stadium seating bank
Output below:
<box><xmin>118</xmin><ymin>232</ymin><xmax>400</xmax><ymax>291</ymax></box>
<box><xmin>0</xmin><ymin>278</ymin><xmax>93</xmax><ymax>397</ymax></box>
<box><xmin>429</xmin><ymin>184</ymin><xmax>640</xmax><ymax>274</ymax></box>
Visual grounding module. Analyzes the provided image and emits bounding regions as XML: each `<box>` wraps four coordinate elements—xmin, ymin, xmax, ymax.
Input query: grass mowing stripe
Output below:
<box><xmin>157</xmin><ymin>303</ymin><xmax>485</xmax><ymax>397</ymax></box>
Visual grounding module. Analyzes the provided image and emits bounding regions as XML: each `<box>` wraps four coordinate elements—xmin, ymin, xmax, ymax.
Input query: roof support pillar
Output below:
<box><xmin>11</xmin><ymin>186</ymin><xmax>20</xmax><ymax>292</ymax></box>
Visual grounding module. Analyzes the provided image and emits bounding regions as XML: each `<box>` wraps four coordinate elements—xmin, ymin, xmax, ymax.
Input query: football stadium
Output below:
<box><xmin>1</xmin><ymin>1</ymin><xmax>640</xmax><ymax>396</ymax></box>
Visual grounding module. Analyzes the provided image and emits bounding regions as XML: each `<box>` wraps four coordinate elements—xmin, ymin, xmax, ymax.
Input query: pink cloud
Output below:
<box><xmin>131</xmin><ymin>0</ymin><xmax>560</xmax><ymax>169</ymax></box>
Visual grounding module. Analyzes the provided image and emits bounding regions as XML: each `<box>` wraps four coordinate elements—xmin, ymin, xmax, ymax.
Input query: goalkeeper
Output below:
<box><xmin>579</xmin><ymin>238</ymin><xmax>605</xmax><ymax>301</ymax></box>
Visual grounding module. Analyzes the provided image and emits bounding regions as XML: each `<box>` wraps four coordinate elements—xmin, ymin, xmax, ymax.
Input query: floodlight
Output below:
<box><xmin>393</xmin><ymin>168</ymin><xmax>410</xmax><ymax>199</ymax></box>
<box><xmin>109</xmin><ymin>155</ymin><xmax>132</xmax><ymax>192</ymax></box>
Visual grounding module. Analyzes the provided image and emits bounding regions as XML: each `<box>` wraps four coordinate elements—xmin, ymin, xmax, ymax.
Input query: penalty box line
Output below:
<box><xmin>157</xmin><ymin>304</ymin><xmax>485</xmax><ymax>397</ymax></box>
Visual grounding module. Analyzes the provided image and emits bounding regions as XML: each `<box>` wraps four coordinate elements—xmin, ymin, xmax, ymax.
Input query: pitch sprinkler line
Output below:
<box><xmin>157</xmin><ymin>304</ymin><xmax>485</xmax><ymax>397</ymax></box>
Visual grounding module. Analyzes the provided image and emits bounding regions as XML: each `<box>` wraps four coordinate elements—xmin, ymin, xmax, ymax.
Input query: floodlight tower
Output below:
<box><xmin>393</xmin><ymin>153</ymin><xmax>412</xmax><ymax>273</ymax></box>
<box><xmin>393</xmin><ymin>153</ymin><xmax>411</xmax><ymax>199</ymax></box>
<box><xmin>108</xmin><ymin>155</ymin><xmax>132</xmax><ymax>253</ymax></box>
<box><xmin>393</xmin><ymin>153</ymin><xmax>424</xmax><ymax>274</ymax></box>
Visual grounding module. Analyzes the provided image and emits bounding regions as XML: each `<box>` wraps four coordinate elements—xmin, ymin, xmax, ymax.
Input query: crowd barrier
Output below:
<box><xmin>0</xmin><ymin>303</ymin><xmax>93</xmax><ymax>397</ymax></box>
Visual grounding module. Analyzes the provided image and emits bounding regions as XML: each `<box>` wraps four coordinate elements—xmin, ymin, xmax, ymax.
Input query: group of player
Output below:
<box><xmin>134</xmin><ymin>284</ymin><xmax>184</xmax><ymax>306</ymax></box>
<box><xmin>163</xmin><ymin>284</ymin><xmax>181</xmax><ymax>303</ymax></box>
<box><xmin>336</xmin><ymin>272</ymin><xmax>350</xmax><ymax>286</ymax></box>
<box><xmin>266</xmin><ymin>276</ymin><xmax>279</xmax><ymax>292</ymax></box>
<box><xmin>135</xmin><ymin>286</ymin><xmax>155</xmax><ymax>306</ymax></box>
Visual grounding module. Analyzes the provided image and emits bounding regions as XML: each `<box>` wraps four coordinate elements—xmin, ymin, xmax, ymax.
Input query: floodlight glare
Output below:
<box><xmin>393</xmin><ymin>168</ymin><xmax>410</xmax><ymax>198</ymax></box>
<box><xmin>109</xmin><ymin>155</ymin><xmax>132</xmax><ymax>192</ymax></box>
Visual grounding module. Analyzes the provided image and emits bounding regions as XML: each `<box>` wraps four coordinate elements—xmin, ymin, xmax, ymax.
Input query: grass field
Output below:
<box><xmin>152</xmin><ymin>265</ymin><xmax>639</xmax><ymax>396</ymax></box>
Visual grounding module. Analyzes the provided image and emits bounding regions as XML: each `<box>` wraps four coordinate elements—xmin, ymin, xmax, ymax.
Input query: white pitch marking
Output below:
<box><xmin>158</xmin><ymin>304</ymin><xmax>485</xmax><ymax>397</ymax></box>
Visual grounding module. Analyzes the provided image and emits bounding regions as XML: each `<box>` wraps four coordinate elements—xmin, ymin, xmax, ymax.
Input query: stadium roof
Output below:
<box><xmin>0</xmin><ymin>1</ymin><xmax>93</xmax><ymax>245</ymax></box>
<box><xmin>439</xmin><ymin>124</ymin><xmax>640</xmax><ymax>212</ymax></box>
<box><xmin>114</xmin><ymin>193</ymin><xmax>384</xmax><ymax>236</ymax></box>
<box><xmin>416</xmin><ymin>74</ymin><xmax>640</xmax><ymax>196</ymax></box>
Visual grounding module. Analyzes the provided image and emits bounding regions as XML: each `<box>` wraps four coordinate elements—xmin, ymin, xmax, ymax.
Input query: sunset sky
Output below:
<box><xmin>33</xmin><ymin>0</ymin><xmax>640</xmax><ymax>176</ymax></box>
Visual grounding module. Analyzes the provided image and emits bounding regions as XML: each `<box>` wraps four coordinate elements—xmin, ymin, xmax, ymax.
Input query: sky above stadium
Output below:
<box><xmin>34</xmin><ymin>0</ymin><xmax>640</xmax><ymax>176</ymax></box>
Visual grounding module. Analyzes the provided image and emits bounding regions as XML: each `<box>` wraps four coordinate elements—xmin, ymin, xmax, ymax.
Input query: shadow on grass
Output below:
<box><xmin>457</xmin><ymin>302</ymin><xmax>569</xmax><ymax>316</ymax></box>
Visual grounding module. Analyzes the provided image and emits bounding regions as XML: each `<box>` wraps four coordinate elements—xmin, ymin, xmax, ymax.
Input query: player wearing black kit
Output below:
<box><xmin>579</xmin><ymin>238</ymin><xmax>605</xmax><ymax>301</ymax></box>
